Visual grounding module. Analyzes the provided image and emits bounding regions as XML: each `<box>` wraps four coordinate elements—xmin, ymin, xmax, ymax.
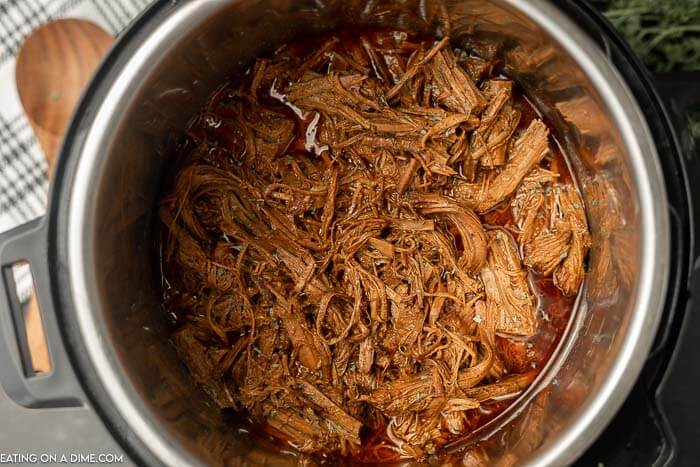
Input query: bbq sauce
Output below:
<box><xmin>159</xmin><ymin>28</ymin><xmax>584</xmax><ymax>464</ymax></box>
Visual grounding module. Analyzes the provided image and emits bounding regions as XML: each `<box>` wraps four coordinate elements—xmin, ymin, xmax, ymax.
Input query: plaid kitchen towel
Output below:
<box><xmin>0</xmin><ymin>0</ymin><xmax>153</xmax><ymax>300</ymax></box>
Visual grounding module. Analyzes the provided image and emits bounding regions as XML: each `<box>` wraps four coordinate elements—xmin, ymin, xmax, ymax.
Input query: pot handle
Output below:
<box><xmin>0</xmin><ymin>217</ymin><xmax>83</xmax><ymax>408</ymax></box>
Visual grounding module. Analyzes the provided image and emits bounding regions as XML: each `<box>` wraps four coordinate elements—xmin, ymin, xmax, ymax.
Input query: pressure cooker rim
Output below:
<box><xmin>44</xmin><ymin>1</ymin><xmax>671</xmax><ymax>465</ymax></box>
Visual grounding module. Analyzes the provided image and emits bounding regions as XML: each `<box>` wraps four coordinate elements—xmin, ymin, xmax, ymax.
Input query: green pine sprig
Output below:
<box><xmin>604</xmin><ymin>0</ymin><xmax>700</xmax><ymax>72</ymax></box>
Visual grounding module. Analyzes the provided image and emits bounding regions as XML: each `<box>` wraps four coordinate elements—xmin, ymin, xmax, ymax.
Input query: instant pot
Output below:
<box><xmin>0</xmin><ymin>0</ymin><xmax>698</xmax><ymax>465</ymax></box>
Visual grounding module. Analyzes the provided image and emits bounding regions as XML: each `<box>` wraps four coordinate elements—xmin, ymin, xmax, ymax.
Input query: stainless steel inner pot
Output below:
<box><xmin>60</xmin><ymin>0</ymin><xmax>670</xmax><ymax>465</ymax></box>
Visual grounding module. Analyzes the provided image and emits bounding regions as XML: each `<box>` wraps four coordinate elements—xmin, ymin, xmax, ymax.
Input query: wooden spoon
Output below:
<box><xmin>15</xmin><ymin>19</ymin><xmax>113</xmax><ymax>373</ymax></box>
<box><xmin>16</xmin><ymin>19</ymin><xmax>113</xmax><ymax>168</ymax></box>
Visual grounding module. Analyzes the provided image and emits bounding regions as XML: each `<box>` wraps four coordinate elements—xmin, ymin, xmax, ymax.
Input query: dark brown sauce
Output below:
<box><xmin>160</xmin><ymin>28</ymin><xmax>581</xmax><ymax>464</ymax></box>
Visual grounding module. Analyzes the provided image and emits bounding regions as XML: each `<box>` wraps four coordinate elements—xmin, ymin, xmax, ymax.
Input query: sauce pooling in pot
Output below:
<box><xmin>158</xmin><ymin>28</ymin><xmax>589</xmax><ymax>463</ymax></box>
